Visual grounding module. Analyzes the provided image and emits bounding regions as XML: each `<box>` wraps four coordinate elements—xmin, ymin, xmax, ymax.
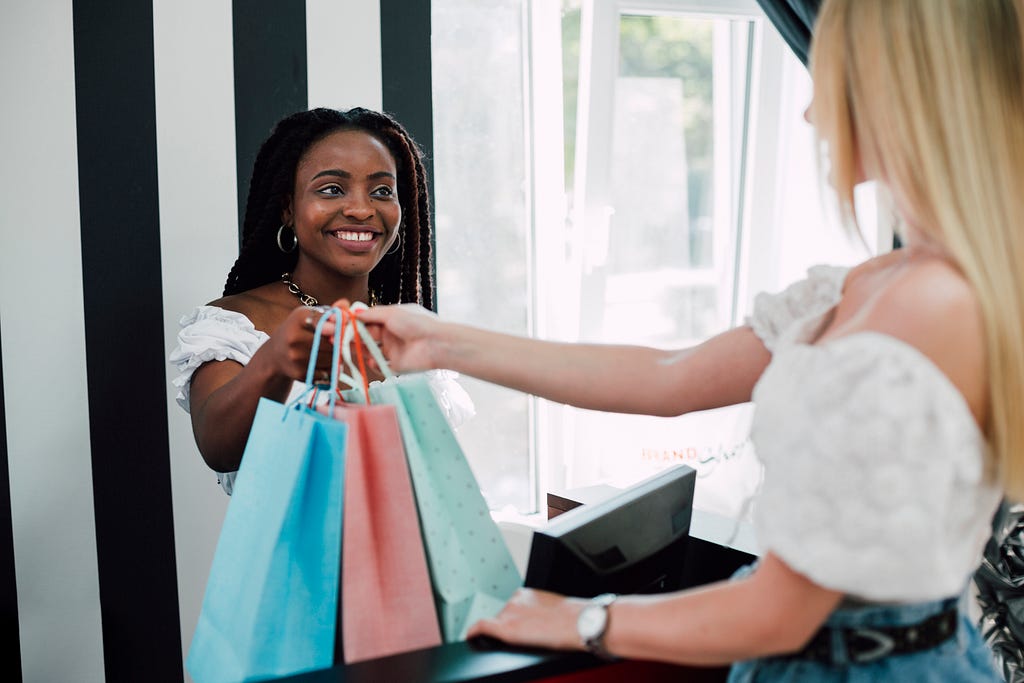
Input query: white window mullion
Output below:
<box><xmin>711</xmin><ymin>19</ymin><xmax>734</xmax><ymax>328</ymax></box>
<box><xmin>554</xmin><ymin>0</ymin><xmax>619</xmax><ymax>492</ymax></box>
<box><xmin>733</xmin><ymin>15</ymin><xmax>785</xmax><ymax>323</ymax></box>
<box><xmin>526</xmin><ymin>0</ymin><xmax>568</xmax><ymax>510</ymax></box>
<box><xmin>573</xmin><ymin>0</ymin><xmax>620</xmax><ymax>289</ymax></box>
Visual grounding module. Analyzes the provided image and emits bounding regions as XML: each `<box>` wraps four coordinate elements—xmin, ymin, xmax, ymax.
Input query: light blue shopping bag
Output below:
<box><xmin>340</xmin><ymin>311</ymin><xmax>522</xmax><ymax>641</ymax></box>
<box><xmin>187</xmin><ymin>309</ymin><xmax>350</xmax><ymax>683</ymax></box>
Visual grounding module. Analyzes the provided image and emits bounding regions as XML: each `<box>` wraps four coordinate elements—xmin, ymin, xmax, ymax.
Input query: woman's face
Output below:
<box><xmin>284</xmin><ymin>128</ymin><xmax>402</xmax><ymax>280</ymax></box>
<box><xmin>804</xmin><ymin>95</ymin><xmax>869</xmax><ymax>186</ymax></box>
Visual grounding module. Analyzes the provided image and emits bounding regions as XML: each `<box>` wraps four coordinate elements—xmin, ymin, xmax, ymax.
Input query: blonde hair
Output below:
<box><xmin>810</xmin><ymin>0</ymin><xmax>1024</xmax><ymax>499</ymax></box>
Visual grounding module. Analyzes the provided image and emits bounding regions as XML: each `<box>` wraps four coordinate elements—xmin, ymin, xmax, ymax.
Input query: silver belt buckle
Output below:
<box><xmin>849</xmin><ymin>628</ymin><xmax>895</xmax><ymax>663</ymax></box>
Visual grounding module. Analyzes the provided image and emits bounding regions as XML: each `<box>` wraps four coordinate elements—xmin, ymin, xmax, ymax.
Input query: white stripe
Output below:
<box><xmin>0</xmin><ymin>2</ymin><xmax>106</xmax><ymax>682</ymax></box>
<box><xmin>153</xmin><ymin>0</ymin><xmax>237</xmax><ymax>677</ymax></box>
<box><xmin>307</xmin><ymin>0</ymin><xmax>384</xmax><ymax>111</ymax></box>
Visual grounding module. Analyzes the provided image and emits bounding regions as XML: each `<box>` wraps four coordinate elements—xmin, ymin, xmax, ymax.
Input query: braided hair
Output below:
<box><xmin>223</xmin><ymin>107</ymin><xmax>435</xmax><ymax>310</ymax></box>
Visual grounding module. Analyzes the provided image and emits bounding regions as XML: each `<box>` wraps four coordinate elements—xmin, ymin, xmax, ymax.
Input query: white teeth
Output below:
<box><xmin>334</xmin><ymin>231</ymin><xmax>374</xmax><ymax>242</ymax></box>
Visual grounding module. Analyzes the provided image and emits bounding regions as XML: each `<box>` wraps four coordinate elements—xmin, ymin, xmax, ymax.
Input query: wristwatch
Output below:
<box><xmin>577</xmin><ymin>593</ymin><xmax>617</xmax><ymax>659</ymax></box>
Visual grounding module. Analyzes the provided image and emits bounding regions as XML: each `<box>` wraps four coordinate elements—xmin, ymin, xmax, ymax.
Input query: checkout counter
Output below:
<box><xmin>272</xmin><ymin>500</ymin><xmax>758</xmax><ymax>683</ymax></box>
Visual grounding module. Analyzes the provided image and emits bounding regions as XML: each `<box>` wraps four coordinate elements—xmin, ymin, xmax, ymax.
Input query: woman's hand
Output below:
<box><xmin>255</xmin><ymin>306</ymin><xmax>339</xmax><ymax>383</ymax></box>
<box><xmin>466</xmin><ymin>588</ymin><xmax>586</xmax><ymax>652</ymax></box>
<box><xmin>343</xmin><ymin>302</ymin><xmax>444</xmax><ymax>374</ymax></box>
<box><xmin>468</xmin><ymin>555</ymin><xmax>841</xmax><ymax>666</ymax></box>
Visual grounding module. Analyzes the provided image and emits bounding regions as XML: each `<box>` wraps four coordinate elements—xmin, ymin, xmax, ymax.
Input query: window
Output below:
<box><xmin>431</xmin><ymin>0</ymin><xmax>880</xmax><ymax>519</ymax></box>
<box><xmin>430</xmin><ymin>0</ymin><xmax>536</xmax><ymax>512</ymax></box>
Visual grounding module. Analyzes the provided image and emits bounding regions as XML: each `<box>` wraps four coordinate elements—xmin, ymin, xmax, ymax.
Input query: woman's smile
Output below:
<box><xmin>326</xmin><ymin>227</ymin><xmax>382</xmax><ymax>253</ymax></box>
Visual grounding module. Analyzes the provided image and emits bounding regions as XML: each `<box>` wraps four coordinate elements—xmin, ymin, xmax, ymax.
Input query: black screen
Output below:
<box><xmin>524</xmin><ymin>465</ymin><xmax>697</xmax><ymax>598</ymax></box>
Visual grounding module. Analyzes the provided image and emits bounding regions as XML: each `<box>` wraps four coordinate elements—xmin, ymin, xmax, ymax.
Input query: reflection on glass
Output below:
<box><xmin>582</xmin><ymin>15</ymin><xmax>731</xmax><ymax>347</ymax></box>
<box><xmin>431</xmin><ymin>3</ymin><xmax>860</xmax><ymax>520</ymax></box>
<box><xmin>432</xmin><ymin>0</ymin><xmax>532</xmax><ymax>512</ymax></box>
<box><xmin>569</xmin><ymin>14</ymin><xmax>762</xmax><ymax>520</ymax></box>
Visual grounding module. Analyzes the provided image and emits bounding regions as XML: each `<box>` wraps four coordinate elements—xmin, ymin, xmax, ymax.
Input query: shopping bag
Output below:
<box><xmin>340</xmin><ymin>309</ymin><xmax>523</xmax><ymax>641</ymax></box>
<box><xmin>317</xmin><ymin>401</ymin><xmax>442</xmax><ymax>662</ymax></box>
<box><xmin>187</xmin><ymin>309</ymin><xmax>350</xmax><ymax>683</ymax></box>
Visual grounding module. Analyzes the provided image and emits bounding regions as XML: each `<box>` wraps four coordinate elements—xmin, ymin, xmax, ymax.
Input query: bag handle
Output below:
<box><xmin>298</xmin><ymin>306</ymin><xmax>359</xmax><ymax>414</ymax></box>
<box><xmin>340</xmin><ymin>302</ymin><xmax>395</xmax><ymax>403</ymax></box>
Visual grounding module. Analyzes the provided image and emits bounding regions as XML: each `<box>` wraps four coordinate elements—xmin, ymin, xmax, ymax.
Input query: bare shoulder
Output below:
<box><xmin>870</xmin><ymin>257</ymin><xmax>980</xmax><ymax>345</ymax></box>
<box><xmin>866</xmin><ymin>256</ymin><xmax>987</xmax><ymax>421</ymax></box>
<box><xmin>207</xmin><ymin>283</ymin><xmax>294</xmax><ymax>335</ymax></box>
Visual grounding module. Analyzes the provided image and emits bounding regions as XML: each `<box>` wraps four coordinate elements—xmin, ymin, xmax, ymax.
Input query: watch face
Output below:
<box><xmin>578</xmin><ymin>604</ymin><xmax>607</xmax><ymax>640</ymax></box>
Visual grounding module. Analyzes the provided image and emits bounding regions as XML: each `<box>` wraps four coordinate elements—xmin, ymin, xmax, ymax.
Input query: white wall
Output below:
<box><xmin>1</xmin><ymin>1</ymin><xmax>384</xmax><ymax>680</ymax></box>
<box><xmin>1</xmin><ymin>2</ymin><xmax>105</xmax><ymax>681</ymax></box>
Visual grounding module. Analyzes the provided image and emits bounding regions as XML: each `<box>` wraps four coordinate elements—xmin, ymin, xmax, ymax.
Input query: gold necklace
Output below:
<box><xmin>280</xmin><ymin>272</ymin><xmax>379</xmax><ymax>307</ymax></box>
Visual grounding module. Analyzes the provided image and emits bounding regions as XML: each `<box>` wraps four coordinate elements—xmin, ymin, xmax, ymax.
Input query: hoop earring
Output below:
<box><xmin>385</xmin><ymin>228</ymin><xmax>403</xmax><ymax>256</ymax></box>
<box><xmin>276</xmin><ymin>224</ymin><xmax>297</xmax><ymax>253</ymax></box>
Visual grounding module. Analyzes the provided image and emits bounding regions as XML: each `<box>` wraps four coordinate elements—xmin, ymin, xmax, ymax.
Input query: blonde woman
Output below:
<box><xmin>357</xmin><ymin>0</ymin><xmax>1022</xmax><ymax>679</ymax></box>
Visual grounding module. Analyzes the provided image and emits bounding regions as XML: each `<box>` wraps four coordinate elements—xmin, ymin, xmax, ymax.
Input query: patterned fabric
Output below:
<box><xmin>169</xmin><ymin>306</ymin><xmax>269</xmax><ymax>412</ymax></box>
<box><xmin>746</xmin><ymin>266</ymin><xmax>1002</xmax><ymax>600</ymax></box>
<box><xmin>745</xmin><ymin>264</ymin><xmax>849</xmax><ymax>352</ymax></box>
<box><xmin>361</xmin><ymin>374</ymin><xmax>521</xmax><ymax>641</ymax></box>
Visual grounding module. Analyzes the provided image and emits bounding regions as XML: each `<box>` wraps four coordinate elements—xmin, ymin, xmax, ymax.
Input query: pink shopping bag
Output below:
<box><xmin>319</xmin><ymin>401</ymin><xmax>442</xmax><ymax>662</ymax></box>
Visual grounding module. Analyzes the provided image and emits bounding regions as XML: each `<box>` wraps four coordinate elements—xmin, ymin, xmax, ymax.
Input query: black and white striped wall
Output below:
<box><xmin>0</xmin><ymin>1</ymin><xmax>433</xmax><ymax>681</ymax></box>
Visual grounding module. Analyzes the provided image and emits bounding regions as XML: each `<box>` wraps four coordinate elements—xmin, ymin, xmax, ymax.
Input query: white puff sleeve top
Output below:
<box><xmin>168</xmin><ymin>306</ymin><xmax>270</xmax><ymax>413</ymax></box>
<box><xmin>746</xmin><ymin>266</ymin><xmax>1001</xmax><ymax>602</ymax></box>
<box><xmin>167</xmin><ymin>306</ymin><xmax>271</xmax><ymax>494</ymax></box>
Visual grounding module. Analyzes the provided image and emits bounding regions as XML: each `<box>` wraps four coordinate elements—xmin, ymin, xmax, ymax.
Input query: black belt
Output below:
<box><xmin>793</xmin><ymin>606</ymin><xmax>959</xmax><ymax>665</ymax></box>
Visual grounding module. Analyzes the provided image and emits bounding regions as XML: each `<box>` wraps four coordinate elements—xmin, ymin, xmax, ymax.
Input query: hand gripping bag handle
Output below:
<box><xmin>339</xmin><ymin>302</ymin><xmax>395</xmax><ymax>403</ymax></box>
<box><xmin>295</xmin><ymin>306</ymin><xmax>359</xmax><ymax>414</ymax></box>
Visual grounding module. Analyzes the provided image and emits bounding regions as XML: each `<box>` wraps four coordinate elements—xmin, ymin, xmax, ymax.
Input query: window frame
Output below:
<box><xmin>431</xmin><ymin>0</ymin><xmax>889</xmax><ymax>518</ymax></box>
<box><xmin>535</xmin><ymin>0</ymin><xmax>775</xmax><ymax>507</ymax></box>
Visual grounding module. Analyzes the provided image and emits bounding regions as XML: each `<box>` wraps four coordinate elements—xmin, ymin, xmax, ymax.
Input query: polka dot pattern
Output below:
<box><xmin>370</xmin><ymin>375</ymin><xmax>523</xmax><ymax>641</ymax></box>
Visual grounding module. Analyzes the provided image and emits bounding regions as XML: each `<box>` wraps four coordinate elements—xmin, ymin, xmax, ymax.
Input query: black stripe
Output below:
<box><xmin>72</xmin><ymin>1</ymin><xmax>183</xmax><ymax>681</ymax></box>
<box><xmin>755</xmin><ymin>0</ymin><xmax>821</xmax><ymax>66</ymax></box>
<box><xmin>380</xmin><ymin>0</ymin><xmax>437</xmax><ymax>305</ymax></box>
<box><xmin>0</xmin><ymin>323</ymin><xmax>22</xmax><ymax>681</ymax></box>
<box><xmin>233</xmin><ymin>0</ymin><xmax>308</xmax><ymax>243</ymax></box>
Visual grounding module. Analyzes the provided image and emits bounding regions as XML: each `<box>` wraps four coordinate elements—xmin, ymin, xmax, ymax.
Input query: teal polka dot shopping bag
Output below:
<box><xmin>341</xmin><ymin>310</ymin><xmax>523</xmax><ymax>642</ymax></box>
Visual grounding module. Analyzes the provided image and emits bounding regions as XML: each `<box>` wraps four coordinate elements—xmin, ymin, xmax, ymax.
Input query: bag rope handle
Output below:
<box><xmin>289</xmin><ymin>303</ymin><xmax>396</xmax><ymax>410</ymax></box>
<box><xmin>342</xmin><ymin>309</ymin><xmax>370</xmax><ymax>403</ymax></box>
<box><xmin>340</xmin><ymin>302</ymin><xmax>395</xmax><ymax>403</ymax></box>
<box><xmin>293</xmin><ymin>306</ymin><xmax>359</xmax><ymax>414</ymax></box>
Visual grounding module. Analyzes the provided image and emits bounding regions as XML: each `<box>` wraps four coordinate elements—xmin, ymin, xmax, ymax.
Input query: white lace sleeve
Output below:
<box><xmin>424</xmin><ymin>369</ymin><xmax>475</xmax><ymax>429</ymax></box>
<box><xmin>750</xmin><ymin>333</ymin><xmax>1000</xmax><ymax>601</ymax></box>
<box><xmin>167</xmin><ymin>306</ymin><xmax>269</xmax><ymax>413</ymax></box>
<box><xmin>348</xmin><ymin>370</ymin><xmax>477</xmax><ymax>429</ymax></box>
<box><xmin>745</xmin><ymin>265</ymin><xmax>849</xmax><ymax>351</ymax></box>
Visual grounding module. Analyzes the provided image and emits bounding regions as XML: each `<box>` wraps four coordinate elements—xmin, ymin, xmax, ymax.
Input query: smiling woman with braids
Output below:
<box><xmin>169</xmin><ymin>107</ymin><xmax>436</xmax><ymax>494</ymax></box>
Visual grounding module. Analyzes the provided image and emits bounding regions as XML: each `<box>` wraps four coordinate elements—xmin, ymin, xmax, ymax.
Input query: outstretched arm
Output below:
<box><xmin>357</xmin><ymin>304</ymin><xmax>771</xmax><ymax>416</ymax></box>
<box><xmin>467</xmin><ymin>552</ymin><xmax>841</xmax><ymax>666</ymax></box>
